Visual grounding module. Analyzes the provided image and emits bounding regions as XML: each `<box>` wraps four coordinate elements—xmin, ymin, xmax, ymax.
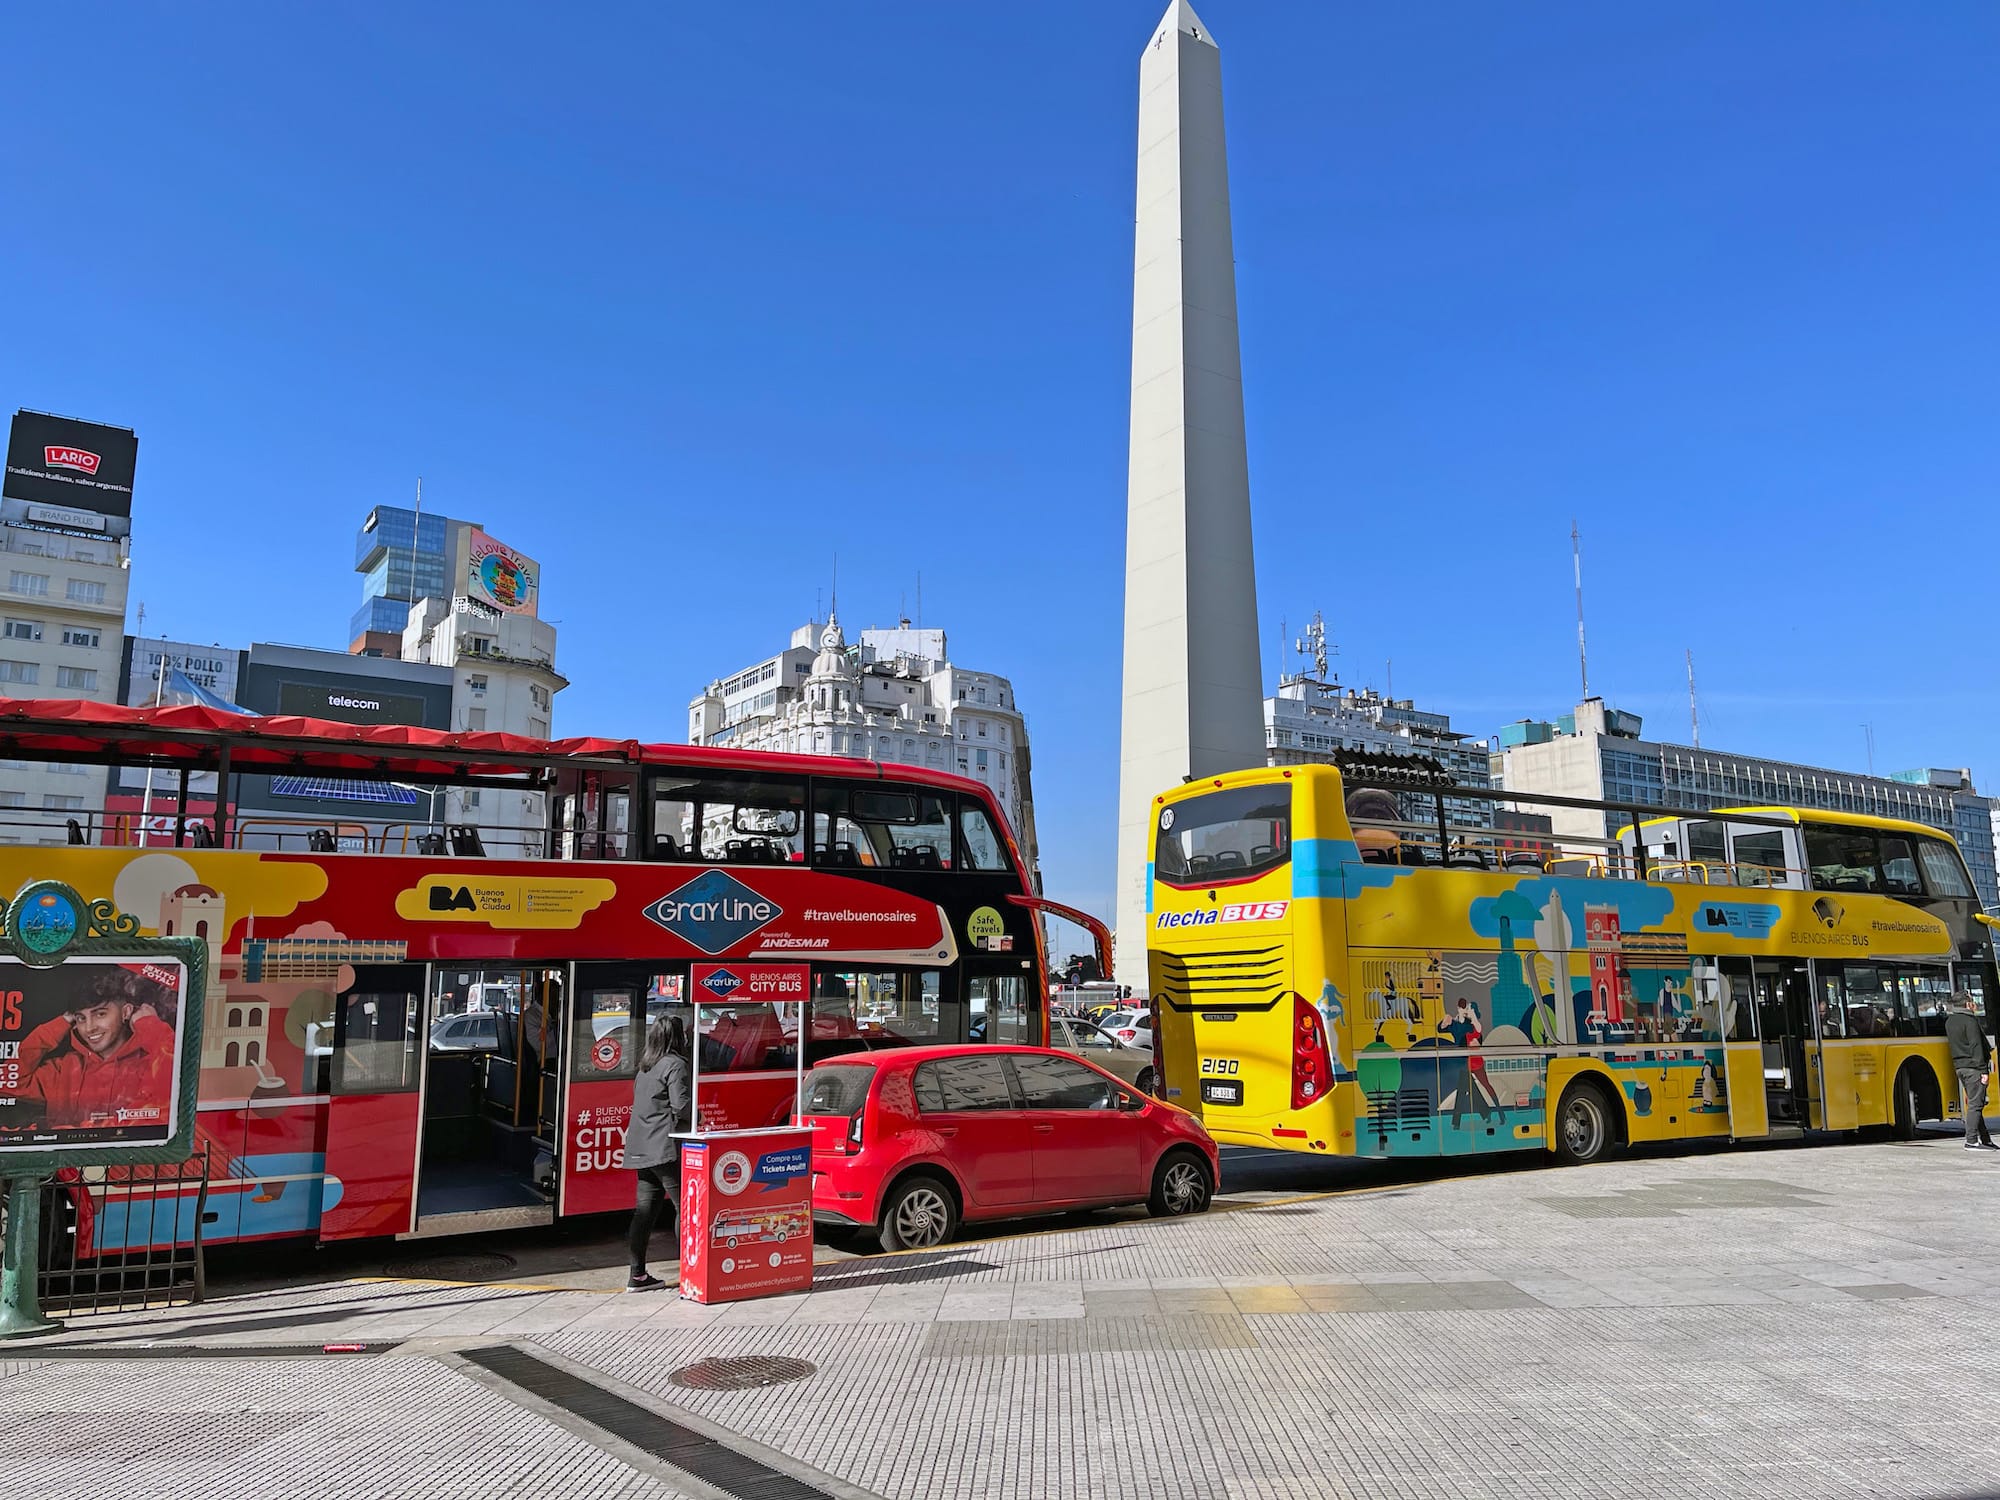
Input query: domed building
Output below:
<box><xmin>687</xmin><ymin>610</ymin><xmax>1039</xmax><ymax>882</ymax></box>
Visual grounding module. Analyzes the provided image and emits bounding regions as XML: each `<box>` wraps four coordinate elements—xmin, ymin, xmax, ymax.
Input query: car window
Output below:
<box><xmin>914</xmin><ymin>1056</ymin><xmax>1015</xmax><ymax>1113</ymax></box>
<box><xmin>1012</xmin><ymin>1053</ymin><xmax>1117</xmax><ymax>1111</ymax></box>
<box><xmin>802</xmin><ymin>1063</ymin><xmax>874</xmax><ymax>1116</ymax></box>
<box><xmin>472</xmin><ymin>1016</ymin><xmax>498</xmax><ymax>1042</ymax></box>
<box><xmin>1072</xmin><ymin>1023</ymin><xmax>1116</xmax><ymax>1050</ymax></box>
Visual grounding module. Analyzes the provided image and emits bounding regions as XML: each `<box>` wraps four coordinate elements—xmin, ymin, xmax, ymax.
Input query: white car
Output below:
<box><xmin>1098</xmin><ymin>1009</ymin><xmax>1153</xmax><ymax>1051</ymax></box>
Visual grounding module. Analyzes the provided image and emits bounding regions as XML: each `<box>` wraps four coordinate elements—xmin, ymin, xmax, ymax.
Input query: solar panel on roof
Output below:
<box><xmin>269</xmin><ymin>776</ymin><xmax>421</xmax><ymax>806</ymax></box>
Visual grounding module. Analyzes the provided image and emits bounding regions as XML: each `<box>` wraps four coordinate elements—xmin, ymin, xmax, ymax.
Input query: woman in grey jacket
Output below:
<box><xmin>624</xmin><ymin>1014</ymin><xmax>692</xmax><ymax>1291</ymax></box>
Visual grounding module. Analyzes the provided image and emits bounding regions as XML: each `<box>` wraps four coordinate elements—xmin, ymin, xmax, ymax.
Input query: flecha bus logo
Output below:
<box><xmin>43</xmin><ymin>446</ymin><xmax>101</xmax><ymax>475</ymax></box>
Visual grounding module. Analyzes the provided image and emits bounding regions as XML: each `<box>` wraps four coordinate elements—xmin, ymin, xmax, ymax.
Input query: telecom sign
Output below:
<box><xmin>644</xmin><ymin>870</ymin><xmax>782</xmax><ymax>955</ymax></box>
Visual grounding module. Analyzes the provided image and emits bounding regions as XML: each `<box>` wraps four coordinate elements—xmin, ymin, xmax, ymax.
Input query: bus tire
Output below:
<box><xmin>1553</xmin><ymin>1079</ymin><xmax>1616</xmax><ymax>1166</ymax></box>
<box><xmin>1892</xmin><ymin>1065</ymin><xmax>1923</xmax><ymax>1141</ymax></box>
<box><xmin>879</xmin><ymin>1173</ymin><xmax>958</xmax><ymax>1253</ymax></box>
<box><xmin>1135</xmin><ymin>1067</ymin><xmax>1156</xmax><ymax>1097</ymax></box>
<box><xmin>1147</xmin><ymin>1149</ymin><xmax>1213</xmax><ymax>1218</ymax></box>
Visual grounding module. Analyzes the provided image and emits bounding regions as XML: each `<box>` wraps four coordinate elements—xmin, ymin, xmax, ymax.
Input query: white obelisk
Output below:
<box><xmin>1113</xmin><ymin>0</ymin><xmax>1266</xmax><ymax>993</ymax></box>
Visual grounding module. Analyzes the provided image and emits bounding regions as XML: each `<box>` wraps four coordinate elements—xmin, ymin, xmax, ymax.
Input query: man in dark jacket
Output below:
<box><xmin>1944</xmin><ymin>991</ymin><xmax>1995</xmax><ymax>1151</ymax></box>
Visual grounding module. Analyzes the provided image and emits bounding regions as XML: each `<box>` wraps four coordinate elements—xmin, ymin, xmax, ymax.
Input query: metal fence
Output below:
<box><xmin>1</xmin><ymin>1150</ymin><xmax>210</xmax><ymax>1316</ymax></box>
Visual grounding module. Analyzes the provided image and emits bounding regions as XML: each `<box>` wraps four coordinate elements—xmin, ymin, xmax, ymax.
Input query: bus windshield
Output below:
<box><xmin>1154</xmin><ymin>784</ymin><xmax>1290</xmax><ymax>888</ymax></box>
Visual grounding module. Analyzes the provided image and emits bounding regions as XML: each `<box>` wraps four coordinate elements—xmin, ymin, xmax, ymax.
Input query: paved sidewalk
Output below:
<box><xmin>7</xmin><ymin>1135</ymin><xmax>2000</xmax><ymax>1498</ymax></box>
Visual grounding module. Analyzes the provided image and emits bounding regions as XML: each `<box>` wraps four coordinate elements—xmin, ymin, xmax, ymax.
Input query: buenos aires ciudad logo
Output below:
<box><xmin>643</xmin><ymin>869</ymin><xmax>782</xmax><ymax>954</ymax></box>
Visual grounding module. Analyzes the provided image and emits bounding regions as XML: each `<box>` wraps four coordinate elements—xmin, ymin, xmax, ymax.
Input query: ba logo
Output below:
<box><xmin>643</xmin><ymin>869</ymin><xmax>782</xmax><ymax>954</ymax></box>
<box><xmin>429</xmin><ymin>885</ymin><xmax>476</xmax><ymax>912</ymax></box>
<box><xmin>701</xmin><ymin>968</ymin><xmax>745</xmax><ymax>999</ymax></box>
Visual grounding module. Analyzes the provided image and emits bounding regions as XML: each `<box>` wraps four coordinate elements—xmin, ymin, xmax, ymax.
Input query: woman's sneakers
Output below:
<box><xmin>626</xmin><ymin>1271</ymin><xmax>668</xmax><ymax>1293</ymax></box>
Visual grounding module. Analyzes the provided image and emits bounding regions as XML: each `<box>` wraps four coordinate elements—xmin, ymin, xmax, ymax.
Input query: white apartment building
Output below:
<box><xmin>0</xmin><ymin>412</ymin><xmax>138</xmax><ymax>843</ymax></box>
<box><xmin>401</xmin><ymin>593</ymin><xmax>564</xmax><ymax>856</ymax></box>
<box><xmin>688</xmin><ymin>614</ymin><xmax>1040</xmax><ymax>881</ymax></box>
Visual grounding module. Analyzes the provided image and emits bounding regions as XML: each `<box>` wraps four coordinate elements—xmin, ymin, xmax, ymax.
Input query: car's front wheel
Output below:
<box><xmin>878</xmin><ymin>1173</ymin><xmax>959</xmax><ymax>1253</ymax></box>
<box><xmin>1147</xmin><ymin>1149</ymin><xmax>1213</xmax><ymax>1218</ymax></box>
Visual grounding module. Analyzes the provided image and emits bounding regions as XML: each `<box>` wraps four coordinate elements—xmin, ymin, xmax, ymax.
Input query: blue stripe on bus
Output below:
<box><xmin>1292</xmin><ymin>839</ymin><xmax>1412</xmax><ymax>900</ymax></box>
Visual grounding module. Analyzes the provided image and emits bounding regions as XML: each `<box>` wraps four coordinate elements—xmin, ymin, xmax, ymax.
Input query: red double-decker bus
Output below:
<box><xmin>0</xmin><ymin>700</ymin><xmax>1106</xmax><ymax>1250</ymax></box>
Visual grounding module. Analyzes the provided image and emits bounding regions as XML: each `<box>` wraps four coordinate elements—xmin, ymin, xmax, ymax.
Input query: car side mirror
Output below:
<box><xmin>1118</xmin><ymin>1092</ymin><xmax>1146</xmax><ymax>1112</ymax></box>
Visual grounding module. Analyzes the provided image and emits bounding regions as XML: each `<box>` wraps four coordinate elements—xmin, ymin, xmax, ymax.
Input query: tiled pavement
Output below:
<box><xmin>7</xmin><ymin>1136</ymin><xmax>2000</xmax><ymax>1497</ymax></box>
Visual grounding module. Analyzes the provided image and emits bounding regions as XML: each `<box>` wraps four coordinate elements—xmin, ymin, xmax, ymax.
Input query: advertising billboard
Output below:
<box><xmin>4</xmin><ymin>411</ymin><xmax>139</xmax><ymax>517</ymax></box>
<box><xmin>275</xmin><ymin>680</ymin><xmax>429</xmax><ymax>727</ymax></box>
<box><xmin>0</xmin><ymin>955</ymin><xmax>191</xmax><ymax>1150</ymax></box>
<box><xmin>465</xmin><ymin>529</ymin><xmax>539</xmax><ymax>616</ymax></box>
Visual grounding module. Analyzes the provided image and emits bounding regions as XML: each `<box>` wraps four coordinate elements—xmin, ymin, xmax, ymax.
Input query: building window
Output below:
<box><xmin>466</xmin><ymin>636</ymin><xmax>492</xmax><ymax>656</ymax></box>
<box><xmin>465</xmin><ymin>707</ymin><xmax>487</xmax><ymax>731</ymax></box>
<box><xmin>42</xmin><ymin>795</ymin><xmax>85</xmax><ymax>810</ymax></box>
<box><xmin>528</xmin><ymin>717</ymin><xmax>548</xmax><ymax>739</ymax></box>
<box><xmin>463</xmin><ymin>789</ymin><xmax>482</xmax><ymax>810</ymax></box>
<box><xmin>0</xmin><ymin>791</ymin><xmax>25</xmax><ymax>809</ymax></box>
<box><xmin>55</xmin><ymin>667</ymin><xmax>96</xmax><ymax>690</ymax></box>
<box><xmin>9</xmin><ymin>572</ymin><xmax>48</xmax><ymax>597</ymax></box>
<box><xmin>977</xmin><ymin>721</ymin><xmax>988</xmax><ymax>738</ymax></box>
<box><xmin>467</xmin><ymin>674</ymin><xmax>488</xmax><ymax>693</ymax></box>
<box><xmin>976</xmin><ymin>748</ymin><xmax>989</xmax><ymax>770</ymax></box>
<box><xmin>0</xmin><ymin>661</ymin><xmax>38</xmax><ymax>684</ymax></box>
<box><xmin>65</xmin><ymin>580</ymin><xmax>107</xmax><ymax>605</ymax></box>
<box><xmin>3</xmin><ymin>620</ymin><xmax>40</xmax><ymax>642</ymax></box>
<box><xmin>60</xmin><ymin>627</ymin><xmax>99</xmax><ymax>649</ymax></box>
<box><xmin>531</xmin><ymin>684</ymin><xmax>549</xmax><ymax>710</ymax></box>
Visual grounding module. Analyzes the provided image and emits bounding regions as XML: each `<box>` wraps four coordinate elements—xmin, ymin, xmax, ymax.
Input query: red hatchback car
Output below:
<box><xmin>797</xmin><ymin>1044</ymin><xmax>1220</xmax><ymax>1252</ymax></box>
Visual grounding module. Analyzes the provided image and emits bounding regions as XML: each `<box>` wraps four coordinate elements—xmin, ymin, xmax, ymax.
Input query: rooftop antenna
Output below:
<box><xmin>1862</xmin><ymin>723</ymin><xmax>1875</xmax><ymax>776</ymax></box>
<box><xmin>1572</xmin><ymin>521</ymin><xmax>1589</xmax><ymax>700</ymax></box>
<box><xmin>1386</xmin><ymin>658</ymin><xmax>1393</xmax><ymax>700</ymax></box>
<box><xmin>916</xmin><ymin>571</ymin><xmax>922</xmax><ymax>631</ymax></box>
<box><xmin>1686</xmin><ymin>648</ymin><xmax>1700</xmax><ymax>748</ymax></box>
<box><xmin>409</xmin><ymin>477</ymin><xmax>423</xmax><ymax>615</ymax></box>
<box><xmin>1293</xmin><ymin>610</ymin><xmax>1330</xmax><ymax>682</ymax></box>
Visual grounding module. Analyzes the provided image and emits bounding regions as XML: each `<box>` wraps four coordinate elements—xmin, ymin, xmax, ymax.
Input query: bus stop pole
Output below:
<box><xmin>0</xmin><ymin>1175</ymin><xmax>61</xmax><ymax>1339</ymax></box>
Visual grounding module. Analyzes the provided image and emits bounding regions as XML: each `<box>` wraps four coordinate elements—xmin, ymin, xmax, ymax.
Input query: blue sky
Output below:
<box><xmin>2</xmin><ymin>3</ymin><xmax>1994</xmax><ymax>924</ymax></box>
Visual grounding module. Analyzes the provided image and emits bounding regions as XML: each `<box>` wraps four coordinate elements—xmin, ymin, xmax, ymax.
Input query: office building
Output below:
<box><xmin>0</xmin><ymin>410</ymin><xmax>138</xmax><ymax>842</ymax></box>
<box><xmin>232</xmin><ymin>643</ymin><xmax>455</xmax><ymax>851</ymax></box>
<box><xmin>1494</xmin><ymin>699</ymin><xmax>2000</xmax><ymax>909</ymax></box>
<box><xmin>399</xmin><ymin>524</ymin><xmax>562</xmax><ymax>855</ymax></box>
<box><xmin>688</xmin><ymin>613</ymin><xmax>1039</xmax><ymax>882</ymax></box>
<box><xmin>350</xmin><ymin>503</ymin><xmax>477</xmax><ymax>656</ymax></box>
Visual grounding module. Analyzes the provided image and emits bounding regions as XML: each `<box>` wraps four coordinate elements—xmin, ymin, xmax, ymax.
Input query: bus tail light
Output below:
<box><xmin>1151</xmin><ymin>1004</ymin><xmax>1165</xmax><ymax>1097</ymax></box>
<box><xmin>1291</xmin><ymin>993</ymin><xmax>1332</xmax><ymax>1111</ymax></box>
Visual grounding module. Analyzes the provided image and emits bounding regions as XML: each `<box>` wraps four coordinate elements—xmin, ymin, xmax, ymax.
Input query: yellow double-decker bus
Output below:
<box><xmin>1147</xmin><ymin>765</ymin><xmax>1997</xmax><ymax>1165</ymax></box>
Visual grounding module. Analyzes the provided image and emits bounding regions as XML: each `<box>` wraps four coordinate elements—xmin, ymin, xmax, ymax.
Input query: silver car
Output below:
<box><xmin>1052</xmin><ymin>1015</ymin><xmax>1158</xmax><ymax>1096</ymax></box>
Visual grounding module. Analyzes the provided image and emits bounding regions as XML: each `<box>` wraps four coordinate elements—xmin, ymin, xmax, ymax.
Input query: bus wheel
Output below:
<box><xmin>879</xmin><ymin>1174</ymin><xmax>958</xmax><ymax>1253</ymax></box>
<box><xmin>1554</xmin><ymin>1081</ymin><xmax>1614</xmax><ymax>1165</ymax></box>
<box><xmin>1148</xmin><ymin>1150</ymin><xmax>1213</xmax><ymax>1217</ymax></box>
<box><xmin>1135</xmin><ymin>1067</ymin><xmax>1156</xmax><ymax>1097</ymax></box>
<box><xmin>1892</xmin><ymin>1066</ymin><xmax>1923</xmax><ymax>1141</ymax></box>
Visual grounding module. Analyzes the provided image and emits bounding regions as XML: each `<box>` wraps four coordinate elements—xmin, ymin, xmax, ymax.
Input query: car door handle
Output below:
<box><xmin>936</xmin><ymin>1127</ymin><xmax>958</xmax><ymax>1137</ymax></box>
<box><xmin>1033</xmin><ymin>1124</ymin><xmax>1055</xmax><ymax>1134</ymax></box>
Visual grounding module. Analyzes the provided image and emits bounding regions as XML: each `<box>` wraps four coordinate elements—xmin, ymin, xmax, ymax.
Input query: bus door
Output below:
<box><xmin>321</xmin><ymin>964</ymin><xmax>427</xmax><ymax>1241</ymax></box>
<box><xmin>965</xmin><ymin>959</ymin><xmax>1040</xmax><ymax>1046</ymax></box>
<box><xmin>1812</xmin><ymin>963</ymin><xmax>1860</xmax><ymax>1131</ymax></box>
<box><xmin>408</xmin><ymin>964</ymin><xmax>563</xmax><ymax>1237</ymax></box>
<box><xmin>1753</xmin><ymin>958</ymin><xmax>1812</xmax><ymax>1129</ymax></box>
<box><xmin>561</xmin><ymin>964</ymin><xmax>663</xmax><ymax>1217</ymax></box>
<box><xmin>1716</xmin><ymin>958</ymin><xmax>1770</xmax><ymax>1139</ymax></box>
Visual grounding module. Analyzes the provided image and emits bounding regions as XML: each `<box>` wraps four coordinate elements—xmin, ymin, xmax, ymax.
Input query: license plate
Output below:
<box><xmin>1200</xmin><ymin>1080</ymin><xmax>1244</xmax><ymax>1106</ymax></box>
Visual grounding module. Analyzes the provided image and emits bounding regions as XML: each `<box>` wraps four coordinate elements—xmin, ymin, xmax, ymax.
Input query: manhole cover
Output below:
<box><xmin>384</xmin><ymin>1251</ymin><xmax>519</xmax><ymax>1282</ymax></box>
<box><xmin>669</xmin><ymin>1355</ymin><xmax>816</xmax><ymax>1391</ymax></box>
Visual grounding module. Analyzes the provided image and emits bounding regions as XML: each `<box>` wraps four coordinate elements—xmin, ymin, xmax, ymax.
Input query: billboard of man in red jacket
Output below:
<box><xmin>0</xmin><ymin>962</ymin><xmax>182</xmax><ymax>1145</ymax></box>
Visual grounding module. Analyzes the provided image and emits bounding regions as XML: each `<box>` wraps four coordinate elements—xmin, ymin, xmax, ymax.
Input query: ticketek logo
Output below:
<box><xmin>701</xmin><ymin>968</ymin><xmax>744</xmax><ymax>999</ymax></box>
<box><xmin>44</xmin><ymin>446</ymin><xmax>101</xmax><ymax>475</ymax></box>
<box><xmin>643</xmin><ymin>869</ymin><xmax>782</xmax><ymax>955</ymax></box>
